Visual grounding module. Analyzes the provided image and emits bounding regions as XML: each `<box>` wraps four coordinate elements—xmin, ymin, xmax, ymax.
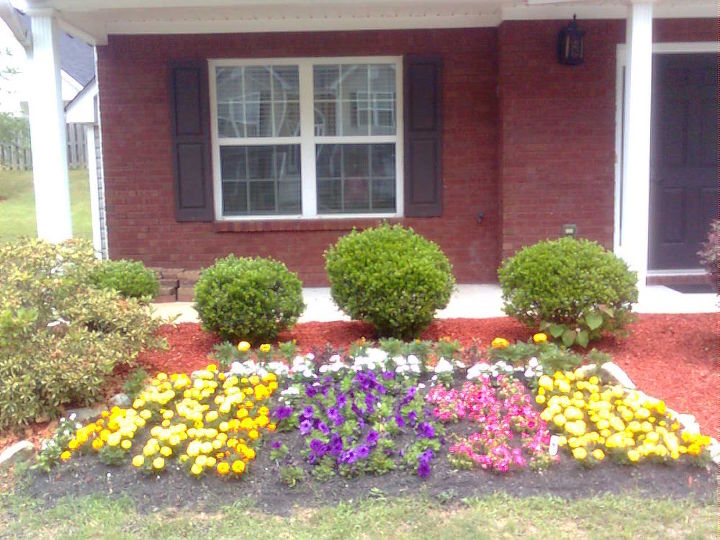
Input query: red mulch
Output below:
<box><xmin>135</xmin><ymin>314</ymin><xmax>718</xmax><ymax>437</ymax></box>
<box><xmin>1</xmin><ymin>313</ymin><xmax>716</xmax><ymax>454</ymax></box>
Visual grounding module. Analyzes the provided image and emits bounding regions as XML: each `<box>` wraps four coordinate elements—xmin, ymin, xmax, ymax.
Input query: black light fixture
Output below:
<box><xmin>558</xmin><ymin>15</ymin><xmax>585</xmax><ymax>65</ymax></box>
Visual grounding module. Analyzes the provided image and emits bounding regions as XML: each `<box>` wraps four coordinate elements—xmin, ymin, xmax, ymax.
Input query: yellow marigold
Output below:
<box><xmin>267</xmin><ymin>424</ymin><xmax>277</xmax><ymax>432</ymax></box>
<box><xmin>217</xmin><ymin>462</ymin><xmax>230</xmax><ymax>475</ymax></box>
<box><xmin>160</xmin><ymin>446</ymin><xmax>172</xmax><ymax>457</ymax></box>
<box><xmin>68</xmin><ymin>439</ymin><xmax>78</xmax><ymax>450</ymax></box>
<box><xmin>249</xmin><ymin>375</ymin><xmax>261</xmax><ymax>386</ymax></box>
<box><xmin>262</xmin><ymin>373</ymin><xmax>277</xmax><ymax>383</ymax></box>
<box><xmin>227</xmin><ymin>438</ymin><xmax>238</xmax><ymax>448</ymax></box>
<box><xmin>92</xmin><ymin>439</ymin><xmax>104</xmax><ymax>451</ymax></box>
<box><xmin>231</xmin><ymin>460</ymin><xmax>245</xmax><ymax>474</ymax></box>
<box><xmin>248</xmin><ymin>429</ymin><xmax>259</xmax><ymax>440</ymax></box>
<box><xmin>206</xmin><ymin>411</ymin><xmax>218</xmax><ymax>422</ymax></box>
<box><xmin>121</xmin><ymin>439</ymin><xmax>132</xmax><ymax>450</ymax></box>
<box><xmin>572</xmin><ymin>447</ymin><xmax>587</xmax><ymax>460</ymax></box>
<box><xmin>627</xmin><ymin>449</ymin><xmax>640</xmax><ymax>462</ymax></box>
<box><xmin>191</xmin><ymin>464</ymin><xmax>203</xmax><ymax>475</ymax></box>
<box><xmin>259</xmin><ymin>344</ymin><xmax>271</xmax><ymax>354</ymax></box>
<box><xmin>491</xmin><ymin>337</ymin><xmax>509</xmax><ymax>348</ymax></box>
<box><xmin>107</xmin><ymin>433</ymin><xmax>121</xmax><ymax>447</ymax></box>
<box><xmin>237</xmin><ymin>341</ymin><xmax>251</xmax><ymax>353</ymax></box>
<box><xmin>152</xmin><ymin>457</ymin><xmax>165</xmax><ymax>470</ymax></box>
<box><xmin>591</xmin><ymin>449</ymin><xmax>605</xmax><ymax>460</ymax></box>
<box><xmin>207</xmin><ymin>364</ymin><xmax>217</xmax><ymax>373</ymax></box>
<box><xmin>255</xmin><ymin>416</ymin><xmax>269</xmax><ymax>428</ymax></box>
<box><xmin>60</xmin><ymin>451</ymin><xmax>71</xmax><ymax>461</ymax></box>
<box><xmin>101</xmin><ymin>410</ymin><xmax>110</xmax><ymax>418</ymax></box>
<box><xmin>132</xmin><ymin>455</ymin><xmax>144</xmax><ymax>467</ymax></box>
<box><xmin>532</xmin><ymin>333</ymin><xmax>548</xmax><ymax>344</ymax></box>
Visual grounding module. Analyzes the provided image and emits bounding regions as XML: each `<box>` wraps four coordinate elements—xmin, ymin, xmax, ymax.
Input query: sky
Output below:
<box><xmin>0</xmin><ymin>19</ymin><xmax>27</xmax><ymax>115</ymax></box>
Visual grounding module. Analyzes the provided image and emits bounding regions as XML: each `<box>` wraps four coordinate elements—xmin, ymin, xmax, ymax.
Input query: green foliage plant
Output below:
<box><xmin>122</xmin><ymin>368</ymin><xmax>149</xmax><ymax>400</ymax></box>
<box><xmin>698</xmin><ymin>219</ymin><xmax>719</xmax><ymax>289</ymax></box>
<box><xmin>324</xmin><ymin>224</ymin><xmax>456</xmax><ymax>339</ymax></box>
<box><xmin>194</xmin><ymin>255</ymin><xmax>305</xmax><ymax>344</ymax></box>
<box><xmin>498</xmin><ymin>237</ymin><xmax>638</xmax><ymax>347</ymax></box>
<box><xmin>0</xmin><ymin>238</ymin><xmax>164</xmax><ymax>431</ymax></box>
<box><xmin>89</xmin><ymin>259</ymin><xmax>159</xmax><ymax>300</ymax></box>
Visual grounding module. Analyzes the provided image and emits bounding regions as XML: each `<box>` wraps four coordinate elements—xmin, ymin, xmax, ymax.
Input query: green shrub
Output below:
<box><xmin>698</xmin><ymin>220</ymin><xmax>719</xmax><ymax>289</ymax></box>
<box><xmin>324</xmin><ymin>224</ymin><xmax>456</xmax><ymax>339</ymax></box>
<box><xmin>497</xmin><ymin>237</ymin><xmax>638</xmax><ymax>347</ymax></box>
<box><xmin>0</xmin><ymin>239</ymin><xmax>164</xmax><ymax>432</ymax></box>
<box><xmin>89</xmin><ymin>259</ymin><xmax>159</xmax><ymax>300</ymax></box>
<box><xmin>194</xmin><ymin>255</ymin><xmax>305</xmax><ymax>344</ymax></box>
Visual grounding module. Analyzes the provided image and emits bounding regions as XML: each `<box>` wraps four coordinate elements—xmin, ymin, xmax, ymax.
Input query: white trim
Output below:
<box><xmin>613</xmin><ymin>40</ymin><xmax>717</xmax><ymax>264</ymax></box>
<box><xmin>647</xmin><ymin>269</ymin><xmax>708</xmax><ymax>276</ymax></box>
<box><xmin>209</xmin><ymin>56</ymin><xmax>403</xmax><ymax>221</ymax></box>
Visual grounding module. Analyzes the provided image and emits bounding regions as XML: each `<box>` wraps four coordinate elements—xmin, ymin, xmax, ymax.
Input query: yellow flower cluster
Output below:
<box><xmin>61</xmin><ymin>365</ymin><xmax>278</xmax><ymax>478</ymax></box>
<box><xmin>536</xmin><ymin>370</ymin><xmax>712</xmax><ymax>464</ymax></box>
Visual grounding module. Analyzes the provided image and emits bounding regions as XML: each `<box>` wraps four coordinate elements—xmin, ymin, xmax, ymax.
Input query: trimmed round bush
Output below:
<box><xmin>90</xmin><ymin>259</ymin><xmax>159</xmax><ymax>299</ymax></box>
<box><xmin>498</xmin><ymin>237</ymin><xmax>638</xmax><ymax>345</ymax></box>
<box><xmin>194</xmin><ymin>255</ymin><xmax>305</xmax><ymax>344</ymax></box>
<box><xmin>324</xmin><ymin>224</ymin><xmax>456</xmax><ymax>339</ymax></box>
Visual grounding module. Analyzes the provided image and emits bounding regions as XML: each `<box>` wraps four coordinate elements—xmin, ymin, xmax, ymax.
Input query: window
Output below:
<box><xmin>210</xmin><ymin>58</ymin><xmax>403</xmax><ymax>219</ymax></box>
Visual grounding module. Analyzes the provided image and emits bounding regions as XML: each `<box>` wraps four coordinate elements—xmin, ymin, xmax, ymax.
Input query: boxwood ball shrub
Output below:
<box><xmin>497</xmin><ymin>237</ymin><xmax>638</xmax><ymax>347</ymax></box>
<box><xmin>324</xmin><ymin>224</ymin><xmax>456</xmax><ymax>339</ymax></box>
<box><xmin>89</xmin><ymin>259</ymin><xmax>160</xmax><ymax>300</ymax></box>
<box><xmin>194</xmin><ymin>255</ymin><xmax>305</xmax><ymax>344</ymax></box>
<box><xmin>698</xmin><ymin>219</ymin><xmax>719</xmax><ymax>289</ymax></box>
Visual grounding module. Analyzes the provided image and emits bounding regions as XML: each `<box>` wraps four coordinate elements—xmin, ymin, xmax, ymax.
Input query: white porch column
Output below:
<box><xmin>620</xmin><ymin>1</ymin><xmax>654</xmax><ymax>287</ymax></box>
<box><xmin>26</xmin><ymin>8</ymin><xmax>72</xmax><ymax>242</ymax></box>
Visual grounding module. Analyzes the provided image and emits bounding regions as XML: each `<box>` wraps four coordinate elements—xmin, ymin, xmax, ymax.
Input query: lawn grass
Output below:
<box><xmin>0</xmin><ymin>491</ymin><xmax>715</xmax><ymax>539</ymax></box>
<box><xmin>0</xmin><ymin>168</ymin><xmax>92</xmax><ymax>242</ymax></box>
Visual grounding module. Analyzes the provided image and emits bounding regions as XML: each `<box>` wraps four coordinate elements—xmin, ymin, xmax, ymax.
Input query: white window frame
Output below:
<box><xmin>209</xmin><ymin>56</ymin><xmax>404</xmax><ymax>221</ymax></box>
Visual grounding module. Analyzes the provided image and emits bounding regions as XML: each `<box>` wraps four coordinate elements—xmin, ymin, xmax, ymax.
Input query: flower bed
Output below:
<box><xmin>36</xmin><ymin>336</ymin><xmax>717</xmax><ymax>485</ymax></box>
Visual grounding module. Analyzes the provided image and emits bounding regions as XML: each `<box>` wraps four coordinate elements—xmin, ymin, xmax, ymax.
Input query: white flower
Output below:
<box><xmin>329</xmin><ymin>354</ymin><xmax>342</xmax><ymax>364</ymax></box>
<box><xmin>528</xmin><ymin>357</ymin><xmax>539</xmax><ymax>368</ymax></box>
<box><xmin>302</xmin><ymin>369</ymin><xmax>316</xmax><ymax>379</ymax></box>
<box><xmin>455</xmin><ymin>361</ymin><xmax>466</xmax><ymax>369</ymax></box>
<box><xmin>407</xmin><ymin>355</ymin><xmax>420</xmax><ymax>366</ymax></box>
<box><xmin>548</xmin><ymin>435</ymin><xmax>559</xmax><ymax>456</ymax></box>
<box><xmin>524</xmin><ymin>369</ymin><xmax>534</xmax><ymax>378</ymax></box>
<box><xmin>319</xmin><ymin>364</ymin><xmax>329</xmax><ymax>373</ymax></box>
<box><xmin>466</xmin><ymin>362</ymin><xmax>490</xmax><ymax>380</ymax></box>
<box><xmin>367</xmin><ymin>348</ymin><xmax>389</xmax><ymax>364</ymax></box>
<box><xmin>396</xmin><ymin>365</ymin><xmax>409</xmax><ymax>374</ymax></box>
<box><xmin>418</xmin><ymin>383</ymin><xmax>426</xmax><ymax>389</ymax></box>
<box><xmin>434</xmin><ymin>358</ymin><xmax>454</xmax><ymax>374</ymax></box>
<box><xmin>281</xmin><ymin>386</ymin><xmax>300</xmax><ymax>396</ymax></box>
<box><xmin>305</xmin><ymin>352</ymin><xmax>315</xmax><ymax>361</ymax></box>
<box><xmin>393</xmin><ymin>355</ymin><xmax>407</xmax><ymax>367</ymax></box>
<box><xmin>69</xmin><ymin>413</ymin><xmax>77</xmax><ymax>421</ymax></box>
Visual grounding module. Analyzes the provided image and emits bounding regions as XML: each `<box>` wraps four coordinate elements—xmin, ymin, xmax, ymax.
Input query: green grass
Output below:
<box><xmin>0</xmin><ymin>491</ymin><xmax>715</xmax><ymax>539</ymax></box>
<box><xmin>0</xmin><ymin>168</ymin><xmax>92</xmax><ymax>242</ymax></box>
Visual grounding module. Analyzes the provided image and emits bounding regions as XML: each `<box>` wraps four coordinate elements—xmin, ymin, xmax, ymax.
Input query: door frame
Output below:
<box><xmin>613</xmin><ymin>41</ymin><xmax>717</xmax><ymax>276</ymax></box>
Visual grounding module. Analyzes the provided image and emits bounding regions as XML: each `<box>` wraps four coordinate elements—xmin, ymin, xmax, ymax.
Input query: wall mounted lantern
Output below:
<box><xmin>558</xmin><ymin>15</ymin><xmax>585</xmax><ymax>65</ymax></box>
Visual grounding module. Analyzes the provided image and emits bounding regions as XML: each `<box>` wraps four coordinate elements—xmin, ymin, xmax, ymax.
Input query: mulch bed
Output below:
<box><xmin>7</xmin><ymin>312</ymin><xmax>718</xmax><ymax>513</ymax></box>
<box><xmin>135</xmin><ymin>313</ymin><xmax>718</xmax><ymax>437</ymax></box>
<box><xmin>23</xmin><ymin>447</ymin><xmax>717</xmax><ymax>515</ymax></box>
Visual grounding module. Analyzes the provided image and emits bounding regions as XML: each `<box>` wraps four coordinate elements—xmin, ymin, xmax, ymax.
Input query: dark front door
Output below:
<box><xmin>649</xmin><ymin>53</ymin><xmax>718</xmax><ymax>270</ymax></box>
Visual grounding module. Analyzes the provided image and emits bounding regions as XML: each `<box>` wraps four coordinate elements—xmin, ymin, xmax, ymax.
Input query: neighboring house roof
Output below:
<box><xmin>59</xmin><ymin>32</ymin><xmax>94</xmax><ymax>87</ymax></box>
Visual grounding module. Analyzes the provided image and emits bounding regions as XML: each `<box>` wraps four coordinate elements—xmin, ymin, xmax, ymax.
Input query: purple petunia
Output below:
<box><xmin>356</xmin><ymin>444</ymin><xmax>370</xmax><ymax>459</ymax></box>
<box><xmin>417</xmin><ymin>448</ymin><xmax>435</xmax><ymax>478</ymax></box>
<box><xmin>416</xmin><ymin>422</ymin><xmax>435</xmax><ymax>439</ymax></box>
<box><xmin>301</xmin><ymin>406</ymin><xmax>315</xmax><ymax>419</ymax></box>
<box><xmin>336</xmin><ymin>394</ymin><xmax>347</xmax><ymax>408</ymax></box>
<box><xmin>317</xmin><ymin>421</ymin><xmax>330</xmax><ymax>435</ymax></box>
<box><xmin>299</xmin><ymin>419</ymin><xmax>313</xmax><ymax>435</ymax></box>
<box><xmin>407</xmin><ymin>410</ymin><xmax>418</xmax><ymax>426</ymax></box>
<box><xmin>394</xmin><ymin>414</ymin><xmax>405</xmax><ymax>428</ymax></box>
<box><xmin>310</xmin><ymin>438</ymin><xmax>328</xmax><ymax>457</ymax></box>
<box><xmin>366</xmin><ymin>430</ymin><xmax>379</xmax><ymax>446</ymax></box>
<box><xmin>340</xmin><ymin>449</ymin><xmax>358</xmax><ymax>464</ymax></box>
<box><xmin>271</xmin><ymin>441</ymin><xmax>282</xmax><ymax>449</ymax></box>
<box><xmin>273</xmin><ymin>406</ymin><xmax>293</xmax><ymax>420</ymax></box>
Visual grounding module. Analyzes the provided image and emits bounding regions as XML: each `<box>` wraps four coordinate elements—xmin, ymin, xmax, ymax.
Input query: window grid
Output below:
<box><xmin>209</xmin><ymin>57</ymin><xmax>403</xmax><ymax>221</ymax></box>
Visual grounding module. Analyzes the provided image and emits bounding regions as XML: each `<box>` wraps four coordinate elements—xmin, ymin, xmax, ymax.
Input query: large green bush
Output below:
<box><xmin>0</xmin><ymin>239</ymin><xmax>164</xmax><ymax>431</ymax></box>
<box><xmin>324</xmin><ymin>224</ymin><xmax>456</xmax><ymax>339</ymax></box>
<box><xmin>497</xmin><ymin>237</ymin><xmax>638</xmax><ymax>347</ymax></box>
<box><xmin>89</xmin><ymin>259</ymin><xmax>159</xmax><ymax>300</ymax></box>
<box><xmin>194</xmin><ymin>255</ymin><xmax>305</xmax><ymax>344</ymax></box>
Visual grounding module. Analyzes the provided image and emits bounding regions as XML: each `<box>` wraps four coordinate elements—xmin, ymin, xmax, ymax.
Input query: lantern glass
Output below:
<box><xmin>558</xmin><ymin>15</ymin><xmax>585</xmax><ymax>65</ymax></box>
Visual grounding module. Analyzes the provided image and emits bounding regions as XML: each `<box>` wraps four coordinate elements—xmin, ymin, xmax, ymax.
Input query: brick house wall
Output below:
<box><xmin>96</xmin><ymin>19</ymin><xmax>716</xmax><ymax>286</ymax></box>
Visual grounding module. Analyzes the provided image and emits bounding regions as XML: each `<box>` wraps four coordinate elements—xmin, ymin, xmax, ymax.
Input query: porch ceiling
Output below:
<box><xmin>16</xmin><ymin>0</ymin><xmax>718</xmax><ymax>45</ymax></box>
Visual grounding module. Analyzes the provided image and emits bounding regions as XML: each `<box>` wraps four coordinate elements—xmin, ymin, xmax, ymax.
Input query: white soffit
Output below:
<box><xmin>19</xmin><ymin>0</ymin><xmax>719</xmax><ymax>46</ymax></box>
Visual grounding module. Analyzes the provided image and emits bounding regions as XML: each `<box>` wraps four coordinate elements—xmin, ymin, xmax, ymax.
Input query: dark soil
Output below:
<box><xmin>22</xmin><ymin>450</ymin><xmax>717</xmax><ymax>516</ymax></box>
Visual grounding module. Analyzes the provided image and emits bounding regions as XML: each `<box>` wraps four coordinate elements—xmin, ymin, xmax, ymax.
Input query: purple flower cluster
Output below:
<box><xmin>271</xmin><ymin>370</ymin><xmax>441</xmax><ymax>478</ymax></box>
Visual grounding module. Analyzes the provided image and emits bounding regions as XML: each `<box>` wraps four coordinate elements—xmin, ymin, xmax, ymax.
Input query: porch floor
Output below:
<box><xmin>151</xmin><ymin>284</ymin><xmax>718</xmax><ymax>324</ymax></box>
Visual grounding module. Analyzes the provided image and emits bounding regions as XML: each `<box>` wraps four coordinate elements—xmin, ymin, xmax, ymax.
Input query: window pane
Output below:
<box><xmin>316</xmin><ymin>143</ymin><xmax>395</xmax><ymax>214</ymax></box>
<box><xmin>221</xmin><ymin>145</ymin><xmax>301</xmax><ymax>215</ymax></box>
<box><xmin>216</xmin><ymin>65</ymin><xmax>299</xmax><ymax>138</ymax></box>
<box><xmin>313</xmin><ymin>63</ymin><xmax>396</xmax><ymax>136</ymax></box>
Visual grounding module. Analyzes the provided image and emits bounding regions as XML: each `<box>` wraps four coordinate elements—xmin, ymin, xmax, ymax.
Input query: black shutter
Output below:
<box><xmin>404</xmin><ymin>55</ymin><xmax>443</xmax><ymax>217</ymax></box>
<box><xmin>169</xmin><ymin>61</ymin><xmax>213</xmax><ymax>221</ymax></box>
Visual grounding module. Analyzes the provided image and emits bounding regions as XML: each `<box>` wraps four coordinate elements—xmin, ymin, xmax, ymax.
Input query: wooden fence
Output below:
<box><xmin>0</xmin><ymin>123</ymin><xmax>88</xmax><ymax>170</ymax></box>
